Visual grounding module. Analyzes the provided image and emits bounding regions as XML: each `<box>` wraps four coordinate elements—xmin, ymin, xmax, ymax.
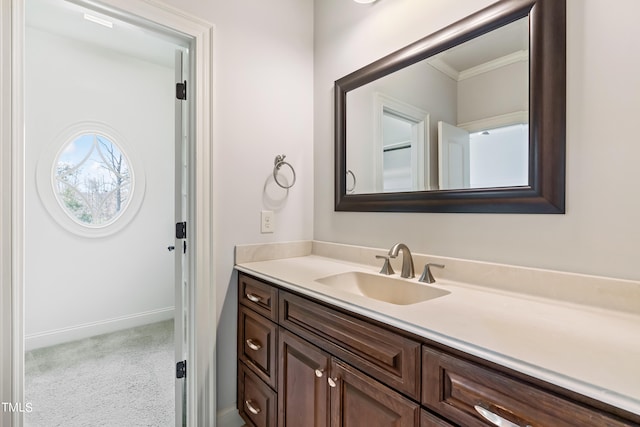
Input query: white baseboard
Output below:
<box><xmin>24</xmin><ymin>307</ymin><xmax>175</xmax><ymax>351</ymax></box>
<box><xmin>217</xmin><ymin>405</ymin><xmax>244</xmax><ymax>427</ymax></box>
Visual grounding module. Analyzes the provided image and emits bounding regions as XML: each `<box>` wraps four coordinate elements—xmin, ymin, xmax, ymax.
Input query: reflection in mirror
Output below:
<box><xmin>347</xmin><ymin>17</ymin><xmax>528</xmax><ymax>194</ymax></box>
<box><xmin>335</xmin><ymin>0</ymin><xmax>566</xmax><ymax>213</ymax></box>
<box><xmin>439</xmin><ymin>122</ymin><xmax>528</xmax><ymax>190</ymax></box>
<box><xmin>378</xmin><ymin>94</ymin><xmax>429</xmax><ymax>193</ymax></box>
<box><xmin>382</xmin><ymin>111</ymin><xmax>418</xmax><ymax>192</ymax></box>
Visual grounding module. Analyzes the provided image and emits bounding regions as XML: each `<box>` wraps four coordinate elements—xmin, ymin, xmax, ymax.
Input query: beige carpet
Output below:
<box><xmin>24</xmin><ymin>320</ymin><xmax>175</xmax><ymax>427</ymax></box>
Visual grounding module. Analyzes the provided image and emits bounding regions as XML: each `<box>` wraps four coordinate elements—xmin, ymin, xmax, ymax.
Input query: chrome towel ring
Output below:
<box><xmin>273</xmin><ymin>154</ymin><xmax>296</xmax><ymax>189</ymax></box>
<box><xmin>346</xmin><ymin>169</ymin><xmax>356</xmax><ymax>193</ymax></box>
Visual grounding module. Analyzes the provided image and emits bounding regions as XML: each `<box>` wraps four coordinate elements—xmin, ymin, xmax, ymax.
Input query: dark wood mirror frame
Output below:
<box><xmin>334</xmin><ymin>0</ymin><xmax>565</xmax><ymax>213</ymax></box>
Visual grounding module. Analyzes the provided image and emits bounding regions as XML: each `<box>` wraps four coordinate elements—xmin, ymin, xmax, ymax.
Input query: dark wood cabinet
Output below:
<box><xmin>277</xmin><ymin>327</ymin><xmax>419</xmax><ymax>427</ymax></box>
<box><xmin>238</xmin><ymin>274</ymin><xmax>280</xmax><ymax>427</ymax></box>
<box><xmin>420</xmin><ymin>410</ymin><xmax>455</xmax><ymax>427</ymax></box>
<box><xmin>422</xmin><ymin>346</ymin><xmax>635</xmax><ymax>427</ymax></box>
<box><xmin>238</xmin><ymin>362</ymin><xmax>278</xmax><ymax>427</ymax></box>
<box><xmin>329</xmin><ymin>359</ymin><xmax>419</xmax><ymax>427</ymax></box>
<box><xmin>279</xmin><ymin>290</ymin><xmax>421</xmax><ymax>400</ymax></box>
<box><xmin>238</xmin><ymin>305</ymin><xmax>278</xmax><ymax>389</ymax></box>
<box><xmin>278</xmin><ymin>329</ymin><xmax>330</xmax><ymax>427</ymax></box>
<box><xmin>238</xmin><ymin>272</ymin><xmax>640</xmax><ymax>427</ymax></box>
<box><xmin>239</xmin><ymin>273</ymin><xmax>278</xmax><ymax>321</ymax></box>
<box><xmin>239</xmin><ymin>273</ymin><xmax>421</xmax><ymax>427</ymax></box>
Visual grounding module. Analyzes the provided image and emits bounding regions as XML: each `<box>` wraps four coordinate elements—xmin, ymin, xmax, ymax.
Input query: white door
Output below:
<box><xmin>174</xmin><ymin>49</ymin><xmax>189</xmax><ymax>427</ymax></box>
<box><xmin>438</xmin><ymin>121</ymin><xmax>470</xmax><ymax>190</ymax></box>
<box><xmin>373</xmin><ymin>93</ymin><xmax>430</xmax><ymax>192</ymax></box>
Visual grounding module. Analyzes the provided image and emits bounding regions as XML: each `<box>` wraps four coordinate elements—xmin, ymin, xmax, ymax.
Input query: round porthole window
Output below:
<box><xmin>37</xmin><ymin>122</ymin><xmax>146</xmax><ymax>237</ymax></box>
<box><xmin>54</xmin><ymin>133</ymin><xmax>132</xmax><ymax>226</ymax></box>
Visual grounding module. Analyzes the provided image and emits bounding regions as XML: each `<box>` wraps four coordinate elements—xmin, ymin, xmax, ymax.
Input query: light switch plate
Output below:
<box><xmin>261</xmin><ymin>210</ymin><xmax>274</xmax><ymax>233</ymax></box>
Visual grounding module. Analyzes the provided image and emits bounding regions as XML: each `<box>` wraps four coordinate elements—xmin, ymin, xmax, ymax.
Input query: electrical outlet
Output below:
<box><xmin>261</xmin><ymin>210</ymin><xmax>275</xmax><ymax>233</ymax></box>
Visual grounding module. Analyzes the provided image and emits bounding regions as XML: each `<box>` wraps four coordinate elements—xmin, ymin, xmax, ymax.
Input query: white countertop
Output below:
<box><xmin>235</xmin><ymin>252</ymin><xmax>640</xmax><ymax>416</ymax></box>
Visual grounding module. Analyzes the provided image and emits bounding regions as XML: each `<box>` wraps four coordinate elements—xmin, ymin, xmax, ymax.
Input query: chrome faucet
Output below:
<box><xmin>388</xmin><ymin>243</ymin><xmax>415</xmax><ymax>278</ymax></box>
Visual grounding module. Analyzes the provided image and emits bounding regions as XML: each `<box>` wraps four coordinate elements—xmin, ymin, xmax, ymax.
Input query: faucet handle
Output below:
<box><xmin>375</xmin><ymin>255</ymin><xmax>395</xmax><ymax>275</ymax></box>
<box><xmin>419</xmin><ymin>263</ymin><xmax>445</xmax><ymax>284</ymax></box>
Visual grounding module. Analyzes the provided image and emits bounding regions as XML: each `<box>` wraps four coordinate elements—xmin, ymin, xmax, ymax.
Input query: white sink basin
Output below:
<box><xmin>315</xmin><ymin>271</ymin><xmax>450</xmax><ymax>305</ymax></box>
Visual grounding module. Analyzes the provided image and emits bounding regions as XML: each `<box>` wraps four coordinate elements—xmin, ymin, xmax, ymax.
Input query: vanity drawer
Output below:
<box><xmin>279</xmin><ymin>290</ymin><xmax>421</xmax><ymax>400</ymax></box>
<box><xmin>238</xmin><ymin>305</ymin><xmax>278</xmax><ymax>390</ymax></box>
<box><xmin>238</xmin><ymin>361</ymin><xmax>277</xmax><ymax>427</ymax></box>
<box><xmin>239</xmin><ymin>273</ymin><xmax>278</xmax><ymax>321</ymax></box>
<box><xmin>421</xmin><ymin>410</ymin><xmax>455</xmax><ymax>427</ymax></box>
<box><xmin>422</xmin><ymin>347</ymin><xmax>632</xmax><ymax>427</ymax></box>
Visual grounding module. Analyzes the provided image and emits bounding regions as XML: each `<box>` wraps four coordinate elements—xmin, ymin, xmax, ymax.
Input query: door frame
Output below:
<box><xmin>373</xmin><ymin>92</ymin><xmax>430</xmax><ymax>192</ymax></box>
<box><xmin>0</xmin><ymin>1</ymin><xmax>216</xmax><ymax>426</ymax></box>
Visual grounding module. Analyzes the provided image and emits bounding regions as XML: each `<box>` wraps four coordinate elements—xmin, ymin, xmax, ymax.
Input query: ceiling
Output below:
<box><xmin>431</xmin><ymin>17</ymin><xmax>529</xmax><ymax>76</ymax></box>
<box><xmin>26</xmin><ymin>1</ymin><xmax>528</xmax><ymax>80</ymax></box>
<box><xmin>25</xmin><ymin>0</ymin><xmax>185</xmax><ymax>68</ymax></box>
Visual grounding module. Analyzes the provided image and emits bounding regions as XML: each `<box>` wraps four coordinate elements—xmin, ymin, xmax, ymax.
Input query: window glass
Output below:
<box><xmin>54</xmin><ymin>133</ymin><xmax>132</xmax><ymax>226</ymax></box>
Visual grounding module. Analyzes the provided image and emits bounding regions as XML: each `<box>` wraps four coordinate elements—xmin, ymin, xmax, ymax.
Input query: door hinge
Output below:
<box><xmin>176</xmin><ymin>360</ymin><xmax>187</xmax><ymax>379</ymax></box>
<box><xmin>176</xmin><ymin>222</ymin><xmax>187</xmax><ymax>239</ymax></box>
<box><xmin>176</xmin><ymin>81</ymin><xmax>187</xmax><ymax>100</ymax></box>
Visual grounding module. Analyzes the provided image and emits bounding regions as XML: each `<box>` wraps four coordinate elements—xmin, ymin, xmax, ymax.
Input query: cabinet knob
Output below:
<box><xmin>246</xmin><ymin>293</ymin><xmax>263</xmax><ymax>303</ymax></box>
<box><xmin>245</xmin><ymin>399</ymin><xmax>261</xmax><ymax>415</ymax></box>
<box><xmin>246</xmin><ymin>339</ymin><xmax>262</xmax><ymax>351</ymax></box>
<box><xmin>327</xmin><ymin>377</ymin><xmax>339</xmax><ymax>388</ymax></box>
<box><xmin>314</xmin><ymin>369</ymin><xmax>324</xmax><ymax>378</ymax></box>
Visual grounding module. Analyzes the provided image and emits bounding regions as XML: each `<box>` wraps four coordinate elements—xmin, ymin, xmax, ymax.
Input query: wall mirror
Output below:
<box><xmin>335</xmin><ymin>0</ymin><xmax>565</xmax><ymax>213</ymax></box>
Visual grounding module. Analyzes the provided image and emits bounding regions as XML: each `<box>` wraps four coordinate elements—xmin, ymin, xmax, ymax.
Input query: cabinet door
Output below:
<box><xmin>329</xmin><ymin>359</ymin><xmax>420</xmax><ymax>427</ymax></box>
<box><xmin>278</xmin><ymin>329</ymin><xmax>331</xmax><ymax>427</ymax></box>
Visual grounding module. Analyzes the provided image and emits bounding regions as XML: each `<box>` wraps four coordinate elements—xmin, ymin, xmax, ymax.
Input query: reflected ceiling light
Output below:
<box><xmin>83</xmin><ymin>13</ymin><xmax>113</xmax><ymax>28</ymax></box>
<box><xmin>353</xmin><ymin>0</ymin><xmax>377</xmax><ymax>3</ymax></box>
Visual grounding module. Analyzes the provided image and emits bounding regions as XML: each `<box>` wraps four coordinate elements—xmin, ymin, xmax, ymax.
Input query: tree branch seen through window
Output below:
<box><xmin>54</xmin><ymin>133</ymin><xmax>132</xmax><ymax>226</ymax></box>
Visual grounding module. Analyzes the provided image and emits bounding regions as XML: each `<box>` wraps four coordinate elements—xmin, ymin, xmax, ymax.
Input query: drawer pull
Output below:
<box><xmin>245</xmin><ymin>399</ymin><xmax>261</xmax><ymax>415</ymax></box>
<box><xmin>327</xmin><ymin>377</ymin><xmax>339</xmax><ymax>388</ymax></box>
<box><xmin>246</xmin><ymin>339</ymin><xmax>262</xmax><ymax>351</ymax></box>
<box><xmin>474</xmin><ymin>405</ymin><xmax>529</xmax><ymax>427</ymax></box>
<box><xmin>314</xmin><ymin>369</ymin><xmax>324</xmax><ymax>378</ymax></box>
<box><xmin>246</xmin><ymin>293</ymin><xmax>263</xmax><ymax>303</ymax></box>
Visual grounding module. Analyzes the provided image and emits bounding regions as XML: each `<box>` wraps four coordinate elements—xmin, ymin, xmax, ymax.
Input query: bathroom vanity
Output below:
<box><xmin>235</xmin><ymin>242</ymin><xmax>640</xmax><ymax>427</ymax></box>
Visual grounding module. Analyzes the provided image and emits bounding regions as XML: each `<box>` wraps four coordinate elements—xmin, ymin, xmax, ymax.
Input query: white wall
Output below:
<box><xmin>25</xmin><ymin>28</ymin><xmax>175</xmax><ymax>348</ymax></box>
<box><xmin>314</xmin><ymin>0</ymin><xmax>640</xmax><ymax>282</ymax></box>
<box><xmin>156</xmin><ymin>0</ymin><xmax>315</xmax><ymax>418</ymax></box>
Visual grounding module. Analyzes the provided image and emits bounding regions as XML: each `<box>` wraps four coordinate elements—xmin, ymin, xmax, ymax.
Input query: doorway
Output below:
<box><xmin>1</xmin><ymin>0</ymin><xmax>215</xmax><ymax>425</ymax></box>
<box><xmin>373</xmin><ymin>92</ymin><xmax>430</xmax><ymax>193</ymax></box>
<box><xmin>23</xmin><ymin>0</ymin><xmax>188</xmax><ymax>425</ymax></box>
